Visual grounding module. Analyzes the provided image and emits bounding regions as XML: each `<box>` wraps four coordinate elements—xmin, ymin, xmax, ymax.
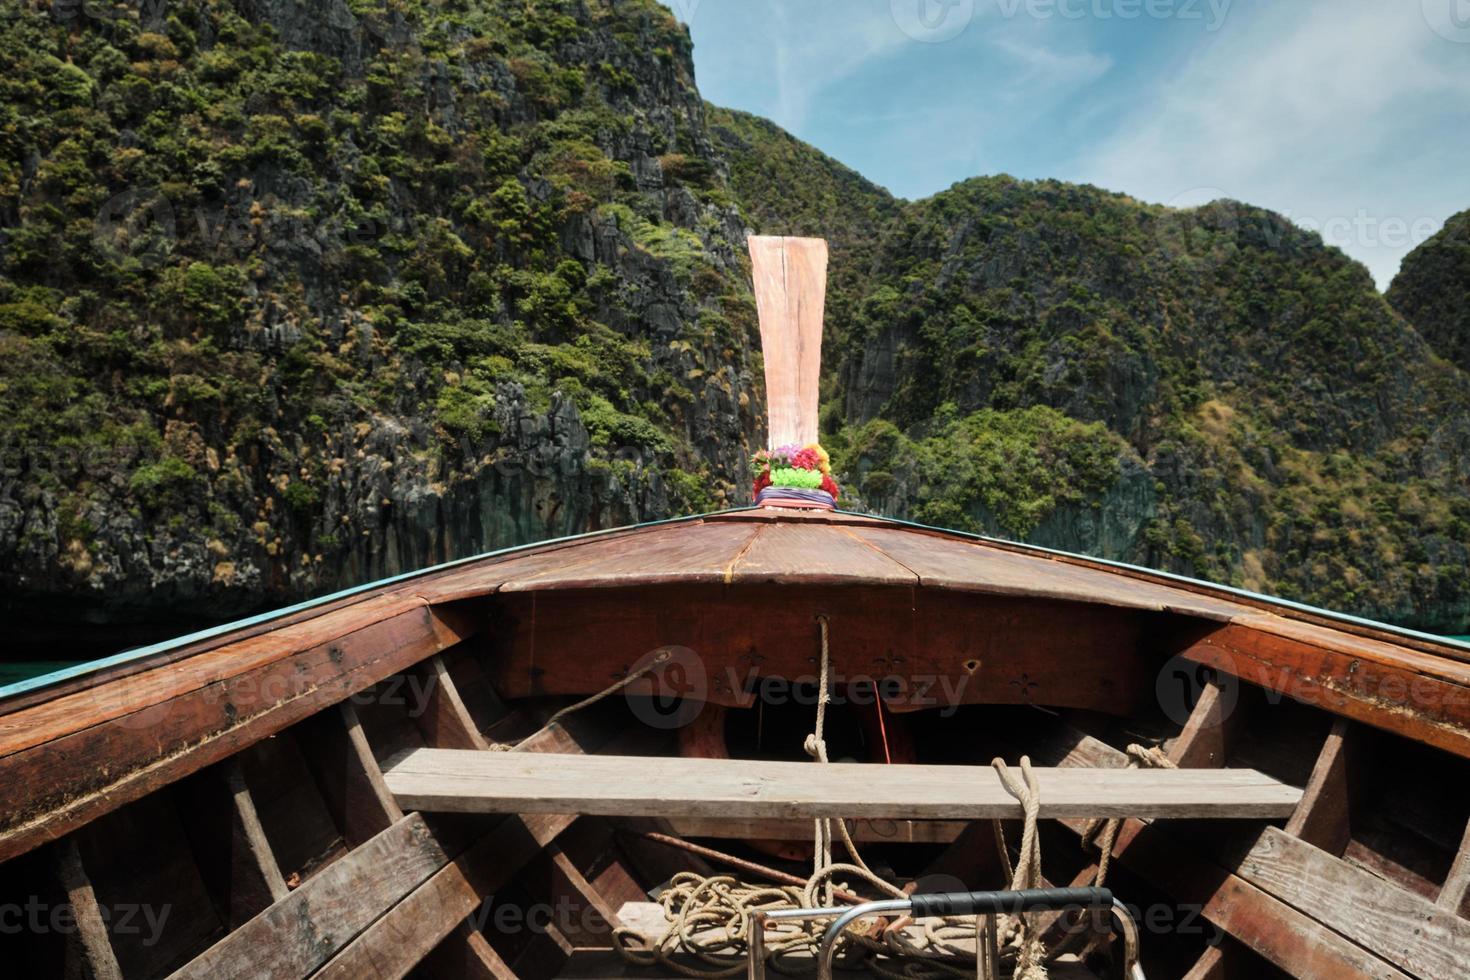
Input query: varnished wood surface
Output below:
<box><xmin>483</xmin><ymin>585</ymin><xmax>1152</xmax><ymax>716</ymax></box>
<box><xmin>1179</xmin><ymin>620</ymin><xmax>1470</xmax><ymax>759</ymax></box>
<box><xmin>0</xmin><ymin>603</ymin><xmax>475</xmax><ymax>864</ymax></box>
<box><xmin>2</xmin><ymin>504</ymin><xmax>1468</xmax><ymax>898</ymax></box>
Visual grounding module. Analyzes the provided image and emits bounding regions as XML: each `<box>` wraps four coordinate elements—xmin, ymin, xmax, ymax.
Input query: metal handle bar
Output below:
<box><xmin>908</xmin><ymin>886</ymin><xmax>1113</xmax><ymax>918</ymax></box>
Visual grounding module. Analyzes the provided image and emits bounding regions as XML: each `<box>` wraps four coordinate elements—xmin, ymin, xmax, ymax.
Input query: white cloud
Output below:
<box><xmin>1078</xmin><ymin>0</ymin><xmax>1470</xmax><ymax>287</ymax></box>
<box><xmin>990</xmin><ymin>35</ymin><xmax>1113</xmax><ymax>90</ymax></box>
<box><xmin>704</xmin><ymin>1</ymin><xmax>924</xmax><ymax>132</ymax></box>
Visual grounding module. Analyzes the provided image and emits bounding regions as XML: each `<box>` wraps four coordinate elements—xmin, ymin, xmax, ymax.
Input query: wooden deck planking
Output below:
<box><xmin>381</xmin><ymin>751</ymin><xmax>1301</xmax><ymax>820</ymax></box>
<box><xmin>727</xmin><ymin>522</ymin><xmax>918</xmax><ymax>586</ymax></box>
<box><xmin>848</xmin><ymin>525</ymin><xmax>1243</xmax><ymax>620</ymax></box>
<box><xmin>491</xmin><ymin>520</ymin><xmax>761</xmax><ymax>593</ymax></box>
<box><xmin>168</xmin><ymin>814</ymin><xmax>453</xmax><ymax>980</ymax></box>
<box><xmin>405</xmin><ymin>520</ymin><xmax>709</xmax><ymax>604</ymax></box>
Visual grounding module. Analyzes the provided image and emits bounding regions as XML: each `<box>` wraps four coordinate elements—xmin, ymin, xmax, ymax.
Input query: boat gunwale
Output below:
<box><xmin>3</xmin><ymin>506</ymin><xmax>1467</xmax><ymax>710</ymax></box>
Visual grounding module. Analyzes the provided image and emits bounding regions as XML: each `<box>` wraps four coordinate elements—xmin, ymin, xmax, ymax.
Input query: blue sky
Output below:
<box><xmin>672</xmin><ymin>0</ymin><xmax>1470</xmax><ymax>289</ymax></box>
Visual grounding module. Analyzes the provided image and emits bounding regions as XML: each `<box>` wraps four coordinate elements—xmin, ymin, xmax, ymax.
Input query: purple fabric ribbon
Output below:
<box><xmin>755</xmin><ymin>486</ymin><xmax>835</xmax><ymax>509</ymax></box>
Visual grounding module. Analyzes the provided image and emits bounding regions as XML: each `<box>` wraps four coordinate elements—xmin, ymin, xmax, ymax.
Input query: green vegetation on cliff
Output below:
<box><xmin>0</xmin><ymin>0</ymin><xmax>759</xmax><ymax>620</ymax></box>
<box><xmin>820</xmin><ymin>176</ymin><xmax>1470</xmax><ymax>629</ymax></box>
<box><xmin>2</xmin><ymin>0</ymin><xmax>1467</xmax><ymax>634</ymax></box>
<box><xmin>1389</xmin><ymin>209</ymin><xmax>1470</xmax><ymax>373</ymax></box>
<box><xmin>703</xmin><ymin>120</ymin><xmax>1470</xmax><ymax>628</ymax></box>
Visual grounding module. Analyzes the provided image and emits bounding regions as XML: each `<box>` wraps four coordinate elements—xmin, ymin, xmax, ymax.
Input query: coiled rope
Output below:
<box><xmin>614</xmin><ymin>619</ymin><xmax>1061</xmax><ymax>977</ymax></box>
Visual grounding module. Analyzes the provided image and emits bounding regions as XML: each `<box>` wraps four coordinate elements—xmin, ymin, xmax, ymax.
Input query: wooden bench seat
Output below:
<box><xmin>381</xmin><ymin>750</ymin><xmax>1301</xmax><ymax>820</ymax></box>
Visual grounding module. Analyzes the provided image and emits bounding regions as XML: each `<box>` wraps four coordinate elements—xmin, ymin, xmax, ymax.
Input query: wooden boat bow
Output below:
<box><xmin>2</xmin><ymin>233</ymin><xmax>1468</xmax><ymax>977</ymax></box>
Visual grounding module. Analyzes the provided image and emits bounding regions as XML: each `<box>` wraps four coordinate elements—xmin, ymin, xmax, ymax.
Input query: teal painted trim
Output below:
<box><xmin>0</xmin><ymin>508</ymin><xmax>752</xmax><ymax>703</ymax></box>
<box><xmin>832</xmin><ymin>508</ymin><xmax>1470</xmax><ymax>653</ymax></box>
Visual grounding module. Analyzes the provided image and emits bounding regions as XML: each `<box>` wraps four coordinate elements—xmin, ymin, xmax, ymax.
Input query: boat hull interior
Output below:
<box><xmin>2</xmin><ymin>509</ymin><xmax>1468</xmax><ymax>979</ymax></box>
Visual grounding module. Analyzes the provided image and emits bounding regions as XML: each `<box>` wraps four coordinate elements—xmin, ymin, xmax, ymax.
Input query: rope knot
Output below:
<box><xmin>802</xmin><ymin>733</ymin><xmax>824</xmax><ymax>760</ymax></box>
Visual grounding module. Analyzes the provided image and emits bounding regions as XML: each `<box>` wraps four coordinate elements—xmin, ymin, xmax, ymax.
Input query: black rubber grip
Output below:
<box><xmin>907</xmin><ymin>887</ymin><xmax>1112</xmax><ymax>918</ymax></box>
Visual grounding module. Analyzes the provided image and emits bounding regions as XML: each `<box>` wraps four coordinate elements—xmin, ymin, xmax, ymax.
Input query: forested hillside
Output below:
<box><xmin>715</xmin><ymin>134</ymin><xmax>1470</xmax><ymax>632</ymax></box>
<box><xmin>0</xmin><ymin>0</ymin><xmax>761</xmax><ymax>632</ymax></box>
<box><xmin>1390</xmin><ymin>208</ymin><xmax>1470</xmax><ymax>373</ymax></box>
<box><xmin>2</xmin><ymin>0</ymin><xmax>1467</xmax><ymax>638</ymax></box>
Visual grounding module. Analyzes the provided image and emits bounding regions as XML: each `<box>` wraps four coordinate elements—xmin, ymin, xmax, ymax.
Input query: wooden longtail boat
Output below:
<box><xmin>2</xmin><ymin>238</ymin><xmax>1469</xmax><ymax>980</ymax></box>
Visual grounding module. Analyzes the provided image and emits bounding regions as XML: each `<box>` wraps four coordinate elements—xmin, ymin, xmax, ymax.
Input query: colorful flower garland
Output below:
<box><xmin>751</xmin><ymin>443</ymin><xmax>840</xmax><ymax>508</ymax></box>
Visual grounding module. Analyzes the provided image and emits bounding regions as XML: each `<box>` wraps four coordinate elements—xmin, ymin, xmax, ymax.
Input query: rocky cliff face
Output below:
<box><xmin>1</xmin><ymin>0</ymin><xmax>761</xmax><ymax>634</ymax></box>
<box><xmin>828</xmin><ymin>181</ymin><xmax>1470</xmax><ymax>631</ymax></box>
<box><xmin>3</xmin><ymin>0</ymin><xmax>1468</xmax><ymax>639</ymax></box>
<box><xmin>1390</xmin><ymin>209</ymin><xmax>1470</xmax><ymax>373</ymax></box>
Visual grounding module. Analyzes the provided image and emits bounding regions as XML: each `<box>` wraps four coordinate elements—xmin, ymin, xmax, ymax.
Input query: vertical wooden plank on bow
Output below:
<box><xmin>748</xmin><ymin>236</ymin><xmax>828</xmax><ymax>449</ymax></box>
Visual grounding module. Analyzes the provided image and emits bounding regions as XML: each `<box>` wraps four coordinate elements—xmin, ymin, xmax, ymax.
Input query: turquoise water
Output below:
<box><xmin>0</xmin><ymin>661</ymin><xmax>74</xmax><ymax>685</ymax></box>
